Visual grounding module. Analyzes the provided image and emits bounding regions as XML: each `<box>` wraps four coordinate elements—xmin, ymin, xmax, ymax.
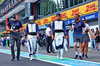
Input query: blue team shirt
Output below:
<box><xmin>7</xmin><ymin>20</ymin><xmax>22</xmax><ymax>35</ymax></box>
<box><xmin>51</xmin><ymin>19</ymin><xmax>67</xmax><ymax>35</ymax></box>
<box><xmin>73</xmin><ymin>21</ymin><xmax>85</xmax><ymax>37</ymax></box>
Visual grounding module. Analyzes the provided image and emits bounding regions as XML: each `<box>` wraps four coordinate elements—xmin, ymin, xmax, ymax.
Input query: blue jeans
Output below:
<box><xmin>2</xmin><ymin>41</ymin><xmax>6</xmax><ymax>47</ymax></box>
<box><xmin>91</xmin><ymin>39</ymin><xmax>96</xmax><ymax>50</ymax></box>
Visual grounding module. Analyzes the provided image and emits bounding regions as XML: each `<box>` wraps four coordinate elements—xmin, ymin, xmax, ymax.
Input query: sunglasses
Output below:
<box><xmin>74</xmin><ymin>16</ymin><xmax>78</xmax><ymax>18</ymax></box>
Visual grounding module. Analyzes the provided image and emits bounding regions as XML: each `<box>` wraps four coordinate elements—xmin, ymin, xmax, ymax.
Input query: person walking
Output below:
<box><xmin>6</xmin><ymin>14</ymin><xmax>23</xmax><ymax>61</ymax></box>
<box><xmin>95</xmin><ymin>30</ymin><xmax>100</xmax><ymax>51</ymax></box>
<box><xmin>51</xmin><ymin>13</ymin><xmax>67</xmax><ymax>59</ymax></box>
<box><xmin>70</xmin><ymin>14</ymin><xmax>86</xmax><ymax>60</ymax></box>
<box><xmin>25</xmin><ymin>16</ymin><xmax>39</xmax><ymax>60</ymax></box>
<box><xmin>82</xmin><ymin>18</ymin><xmax>93</xmax><ymax>58</ymax></box>
<box><xmin>46</xmin><ymin>24</ymin><xmax>52</xmax><ymax>53</ymax></box>
<box><xmin>91</xmin><ymin>29</ymin><xmax>96</xmax><ymax>51</ymax></box>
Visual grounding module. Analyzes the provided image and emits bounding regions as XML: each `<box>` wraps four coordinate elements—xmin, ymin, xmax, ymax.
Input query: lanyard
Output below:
<box><xmin>75</xmin><ymin>22</ymin><xmax>80</xmax><ymax>30</ymax></box>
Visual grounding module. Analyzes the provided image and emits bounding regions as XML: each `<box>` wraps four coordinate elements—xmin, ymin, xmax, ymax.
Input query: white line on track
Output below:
<box><xmin>0</xmin><ymin>51</ymin><xmax>71</xmax><ymax>66</ymax></box>
<box><xmin>17</xmin><ymin>50</ymin><xmax>100</xmax><ymax>64</ymax></box>
<box><xmin>1</xmin><ymin>49</ymin><xmax>100</xmax><ymax>65</ymax></box>
<box><xmin>39</xmin><ymin>53</ymin><xmax>100</xmax><ymax>64</ymax></box>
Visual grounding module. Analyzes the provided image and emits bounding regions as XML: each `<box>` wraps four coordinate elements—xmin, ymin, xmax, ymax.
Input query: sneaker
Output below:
<box><xmin>60</xmin><ymin>57</ymin><xmax>63</xmax><ymax>60</ymax></box>
<box><xmin>79</xmin><ymin>56</ymin><xmax>82</xmax><ymax>60</ymax></box>
<box><xmin>85</xmin><ymin>55</ymin><xmax>88</xmax><ymax>58</ymax></box>
<box><xmin>47</xmin><ymin>51</ymin><xmax>51</xmax><ymax>53</ymax></box>
<box><xmin>11</xmin><ymin>57</ymin><xmax>15</xmax><ymax>61</ymax></box>
<box><xmin>30</xmin><ymin>55</ymin><xmax>33</xmax><ymax>60</ymax></box>
<box><xmin>97</xmin><ymin>49</ymin><xmax>99</xmax><ymax>51</ymax></box>
<box><xmin>82</xmin><ymin>54</ymin><xmax>84</xmax><ymax>58</ymax></box>
<box><xmin>11</xmin><ymin>58</ymin><xmax>14</xmax><ymax>61</ymax></box>
<box><xmin>17</xmin><ymin>58</ymin><xmax>19</xmax><ymax>61</ymax></box>
<box><xmin>74</xmin><ymin>55</ymin><xmax>78</xmax><ymax>59</ymax></box>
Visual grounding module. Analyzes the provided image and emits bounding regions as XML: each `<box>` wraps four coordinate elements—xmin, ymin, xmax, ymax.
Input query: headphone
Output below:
<box><xmin>13</xmin><ymin>13</ymin><xmax>17</xmax><ymax>19</ymax></box>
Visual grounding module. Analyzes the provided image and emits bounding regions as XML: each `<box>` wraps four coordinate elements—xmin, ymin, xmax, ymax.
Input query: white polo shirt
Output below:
<box><xmin>46</xmin><ymin>27</ymin><xmax>51</xmax><ymax>36</ymax></box>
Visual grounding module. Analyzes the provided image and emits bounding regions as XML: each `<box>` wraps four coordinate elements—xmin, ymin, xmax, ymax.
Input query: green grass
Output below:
<box><xmin>0</xmin><ymin>0</ymin><xmax>3</xmax><ymax>4</ymax></box>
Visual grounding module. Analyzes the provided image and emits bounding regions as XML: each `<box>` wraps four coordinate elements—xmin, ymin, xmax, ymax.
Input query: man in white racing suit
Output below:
<box><xmin>51</xmin><ymin>13</ymin><xmax>68</xmax><ymax>59</ymax></box>
<box><xmin>25</xmin><ymin>16</ymin><xmax>39</xmax><ymax>60</ymax></box>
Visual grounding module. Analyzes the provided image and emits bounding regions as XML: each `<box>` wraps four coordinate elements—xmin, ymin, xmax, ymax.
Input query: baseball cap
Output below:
<box><xmin>29</xmin><ymin>16</ymin><xmax>34</xmax><ymax>20</ymax></box>
<box><xmin>56</xmin><ymin>13</ymin><xmax>61</xmax><ymax>16</ymax></box>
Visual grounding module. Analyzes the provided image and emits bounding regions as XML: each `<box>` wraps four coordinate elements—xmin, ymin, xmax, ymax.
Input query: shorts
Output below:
<box><xmin>73</xmin><ymin>35</ymin><xmax>83</xmax><ymax>44</ymax></box>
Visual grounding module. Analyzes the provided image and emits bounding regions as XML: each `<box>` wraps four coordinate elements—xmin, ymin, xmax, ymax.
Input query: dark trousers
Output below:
<box><xmin>7</xmin><ymin>41</ymin><xmax>10</xmax><ymax>46</ymax></box>
<box><xmin>10</xmin><ymin>35</ymin><xmax>21</xmax><ymax>58</ymax></box>
<box><xmin>4</xmin><ymin>40</ymin><xmax>6</xmax><ymax>45</ymax></box>
<box><xmin>22</xmin><ymin>42</ymin><xmax>24</xmax><ymax>46</ymax></box>
<box><xmin>46</xmin><ymin>36</ymin><xmax>52</xmax><ymax>52</ymax></box>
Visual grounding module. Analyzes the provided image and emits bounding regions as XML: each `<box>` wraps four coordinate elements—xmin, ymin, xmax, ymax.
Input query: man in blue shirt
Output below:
<box><xmin>6</xmin><ymin>14</ymin><xmax>23</xmax><ymax>61</ymax></box>
<box><xmin>51</xmin><ymin>13</ymin><xmax>67</xmax><ymax>59</ymax></box>
<box><xmin>25</xmin><ymin>16</ymin><xmax>39</xmax><ymax>61</ymax></box>
<box><xmin>70</xmin><ymin>14</ymin><xmax>86</xmax><ymax>60</ymax></box>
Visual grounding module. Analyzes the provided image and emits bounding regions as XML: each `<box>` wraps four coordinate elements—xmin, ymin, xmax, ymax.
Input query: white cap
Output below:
<box><xmin>29</xmin><ymin>16</ymin><xmax>34</xmax><ymax>20</ymax></box>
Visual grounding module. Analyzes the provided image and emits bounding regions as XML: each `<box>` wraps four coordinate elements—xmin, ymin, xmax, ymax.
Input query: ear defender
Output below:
<box><xmin>13</xmin><ymin>14</ymin><xmax>16</xmax><ymax>19</ymax></box>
